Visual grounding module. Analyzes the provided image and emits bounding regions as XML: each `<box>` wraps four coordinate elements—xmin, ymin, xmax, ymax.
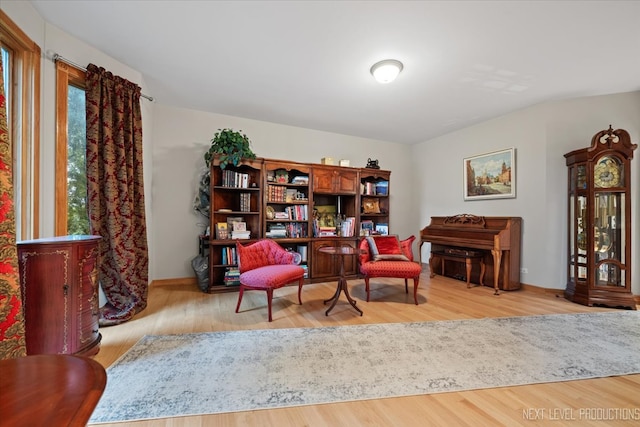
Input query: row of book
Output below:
<box><xmin>265</xmin><ymin>222</ymin><xmax>308</xmax><ymax>238</ymax></box>
<box><xmin>221</xmin><ymin>170</ymin><xmax>251</xmax><ymax>188</ymax></box>
<box><xmin>220</xmin><ymin>246</ymin><xmax>237</xmax><ymax>265</ymax></box>
<box><xmin>224</xmin><ymin>268</ymin><xmax>240</xmax><ymax>286</ymax></box>
<box><xmin>267</xmin><ymin>185</ymin><xmax>288</xmax><ymax>202</ymax></box>
<box><xmin>283</xmin><ymin>205</ymin><xmax>308</xmax><ymax>221</ymax></box>
<box><xmin>239</xmin><ymin>193</ymin><xmax>251</xmax><ymax>212</ymax></box>
<box><xmin>313</xmin><ymin>216</ymin><xmax>356</xmax><ymax>237</ymax></box>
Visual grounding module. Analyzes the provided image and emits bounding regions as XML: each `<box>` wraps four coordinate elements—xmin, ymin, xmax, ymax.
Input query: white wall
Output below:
<box><xmin>413</xmin><ymin>91</ymin><xmax>640</xmax><ymax>294</ymax></box>
<box><xmin>152</xmin><ymin>104</ymin><xmax>415</xmax><ymax>279</ymax></box>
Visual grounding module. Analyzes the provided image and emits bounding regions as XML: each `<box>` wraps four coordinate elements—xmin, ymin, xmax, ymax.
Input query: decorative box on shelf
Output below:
<box><xmin>321</xmin><ymin>157</ymin><xmax>334</xmax><ymax>165</ymax></box>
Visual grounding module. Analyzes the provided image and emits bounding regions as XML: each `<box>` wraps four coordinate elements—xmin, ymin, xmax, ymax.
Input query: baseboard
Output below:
<box><xmin>519</xmin><ymin>283</ymin><xmax>564</xmax><ymax>295</ymax></box>
<box><xmin>151</xmin><ymin>277</ymin><xmax>197</xmax><ymax>287</ymax></box>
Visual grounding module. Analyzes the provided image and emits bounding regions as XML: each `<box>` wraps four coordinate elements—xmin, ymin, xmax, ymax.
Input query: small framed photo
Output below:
<box><xmin>463</xmin><ymin>148</ymin><xmax>515</xmax><ymax>200</ymax></box>
<box><xmin>375</xmin><ymin>223</ymin><xmax>389</xmax><ymax>235</ymax></box>
<box><xmin>215</xmin><ymin>222</ymin><xmax>228</xmax><ymax>240</ymax></box>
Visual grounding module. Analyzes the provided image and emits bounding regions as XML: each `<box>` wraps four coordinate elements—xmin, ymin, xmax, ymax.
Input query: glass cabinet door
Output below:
<box><xmin>575</xmin><ymin>195</ymin><xmax>588</xmax><ymax>280</ymax></box>
<box><xmin>593</xmin><ymin>192</ymin><xmax>625</xmax><ymax>287</ymax></box>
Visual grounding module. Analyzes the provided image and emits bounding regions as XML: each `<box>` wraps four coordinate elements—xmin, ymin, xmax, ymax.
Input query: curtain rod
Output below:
<box><xmin>52</xmin><ymin>53</ymin><xmax>154</xmax><ymax>102</ymax></box>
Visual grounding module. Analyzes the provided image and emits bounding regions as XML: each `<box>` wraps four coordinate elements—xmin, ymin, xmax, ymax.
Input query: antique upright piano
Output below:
<box><xmin>420</xmin><ymin>214</ymin><xmax>522</xmax><ymax>293</ymax></box>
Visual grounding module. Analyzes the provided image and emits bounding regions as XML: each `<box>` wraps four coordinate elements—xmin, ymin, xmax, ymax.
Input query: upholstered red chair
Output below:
<box><xmin>358</xmin><ymin>235</ymin><xmax>422</xmax><ymax>304</ymax></box>
<box><xmin>235</xmin><ymin>239</ymin><xmax>305</xmax><ymax>322</ymax></box>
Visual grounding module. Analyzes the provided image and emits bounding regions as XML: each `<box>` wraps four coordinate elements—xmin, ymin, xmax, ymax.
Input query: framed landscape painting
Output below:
<box><xmin>463</xmin><ymin>148</ymin><xmax>515</xmax><ymax>201</ymax></box>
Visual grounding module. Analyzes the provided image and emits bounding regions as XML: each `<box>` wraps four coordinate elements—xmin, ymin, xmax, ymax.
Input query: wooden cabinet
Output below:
<box><xmin>313</xmin><ymin>166</ymin><xmax>359</xmax><ymax>194</ymax></box>
<box><xmin>204</xmin><ymin>157</ymin><xmax>391</xmax><ymax>289</ymax></box>
<box><xmin>564</xmin><ymin>126</ymin><xmax>636</xmax><ymax>309</ymax></box>
<box><xmin>17</xmin><ymin>235</ymin><xmax>102</xmax><ymax>356</ymax></box>
<box><xmin>311</xmin><ymin>239</ymin><xmax>357</xmax><ymax>280</ymax></box>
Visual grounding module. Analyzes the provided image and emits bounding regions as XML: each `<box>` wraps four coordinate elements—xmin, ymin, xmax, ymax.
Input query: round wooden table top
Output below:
<box><xmin>0</xmin><ymin>354</ymin><xmax>106</xmax><ymax>426</ymax></box>
<box><xmin>318</xmin><ymin>246</ymin><xmax>363</xmax><ymax>256</ymax></box>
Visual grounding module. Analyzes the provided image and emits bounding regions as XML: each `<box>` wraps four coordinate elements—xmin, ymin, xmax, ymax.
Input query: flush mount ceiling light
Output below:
<box><xmin>370</xmin><ymin>59</ymin><xmax>403</xmax><ymax>84</ymax></box>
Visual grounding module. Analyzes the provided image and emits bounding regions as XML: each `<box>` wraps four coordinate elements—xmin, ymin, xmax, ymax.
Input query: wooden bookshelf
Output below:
<box><xmin>204</xmin><ymin>156</ymin><xmax>391</xmax><ymax>292</ymax></box>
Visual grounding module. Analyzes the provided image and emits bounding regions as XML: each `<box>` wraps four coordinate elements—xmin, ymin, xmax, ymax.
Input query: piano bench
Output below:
<box><xmin>429</xmin><ymin>251</ymin><xmax>485</xmax><ymax>288</ymax></box>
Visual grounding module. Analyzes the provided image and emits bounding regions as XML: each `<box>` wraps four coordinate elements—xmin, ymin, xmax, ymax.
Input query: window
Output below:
<box><xmin>0</xmin><ymin>10</ymin><xmax>41</xmax><ymax>240</ymax></box>
<box><xmin>55</xmin><ymin>61</ymin><xmax>88</xmax><ymax>235</ymax></box>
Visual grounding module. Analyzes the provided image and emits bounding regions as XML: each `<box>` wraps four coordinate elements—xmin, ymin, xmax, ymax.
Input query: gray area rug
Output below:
<box><xmin>89</xmin><ymin>312</ymin><xmax>640</xmax><ymax>424</ymax></box>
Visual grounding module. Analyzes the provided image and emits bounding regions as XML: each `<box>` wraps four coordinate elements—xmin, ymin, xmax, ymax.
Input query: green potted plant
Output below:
<box><xmin>204</xmin><ymin>128</ymin><xmax>256</xmax><ymax>169</ymax></box>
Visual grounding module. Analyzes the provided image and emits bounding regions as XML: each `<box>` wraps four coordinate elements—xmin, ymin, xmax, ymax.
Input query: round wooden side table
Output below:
<box><xmin>0</xmin><ymin>354</ymin><xmax>106</xmax><ymax>426</ymax></box>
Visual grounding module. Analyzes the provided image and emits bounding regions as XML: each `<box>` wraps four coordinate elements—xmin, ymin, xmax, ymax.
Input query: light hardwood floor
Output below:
<box><xmin>93</xmin><ymin>270</ymin><xmax>640</xmax><ymax>427</ymax></box>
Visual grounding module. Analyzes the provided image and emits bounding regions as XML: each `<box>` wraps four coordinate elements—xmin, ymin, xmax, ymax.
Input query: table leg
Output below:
<box><xmin>323</xmin><ymin>282</ymin><xmax>341</xmax><ymax>304</ymax></box>
<box><xmin>324</xmin><ymin>254</ymin><xmax>363</xmax><ymax>316</ymax></box>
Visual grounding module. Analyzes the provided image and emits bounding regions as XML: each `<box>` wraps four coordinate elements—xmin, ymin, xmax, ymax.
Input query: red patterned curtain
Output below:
<box><xmin>86</xmin><ymin>64</ymin><xmax>148</xmax><ymax>326</ymax></box>
<box><xmin>0</xmin><ymin>54</ymin><xmax>27</xmax><ymax>358</ymax></box>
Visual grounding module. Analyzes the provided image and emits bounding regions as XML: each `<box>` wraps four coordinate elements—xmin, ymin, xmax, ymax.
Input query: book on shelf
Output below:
<box><xmin>341</xmin><ymin>216</ymin><xmax>356</xmax><ymax>237</ymax></box>
<box><xmin>265</xmin><ymin>223</ymin><xmax>287</xmax><ymax>238</ymax></box>
<box><xmin>231</xmin><ymin>230</ymin><xmax>251</xmax><ymax>239</ymax></box>
<box><xmin>318</xmin><ymin>226</ymin><xmax>337</xmax><ymax>237</ymax></box>
<box><xmin>224</xmin><ymin>267</ymin><xmax>241</xmax><ymax>286</ymax></box>
<box><xmin>285</xmin><ymin>205</ymin><xmax>308</xmax><ymax>221</ymax></box>
<box><xmin>215</xmin><ymin>222</ymin><xmax>228</xmax><ymax>239</ymax></box>
<box><xmin>239</xmin><ymin>193</ymin><xmax>251</xmax><ymax>212</ymax></box>
<box><xmin>221</xmin><ymin>246</ymin><xmax>237</xmax><ymax>265</ymax></box>
<box><xmin>267</xmin><ymin>185</ymin><xmax>287</xmax><ymax>202</ymax></box>
<box><xmin>222</xmin><ymin>170</ymin><xmax>250</xmax><ymax>188</ymax></box>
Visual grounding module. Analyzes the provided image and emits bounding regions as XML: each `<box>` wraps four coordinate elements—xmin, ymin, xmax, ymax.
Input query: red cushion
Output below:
<box><xmin>236</xmin><ymin>240</ymin><xmax>294</xmax><ymax>273</ymax></box>
<box><xmin>239</xmin><ymin>265</ymin><xmax>304</xmax><ymax>289</ymax></box>
<box><xmin>366</xmin><ymin>235</ymin><xmax>409</xmax><ymax>261</ymax></box>
<box><xmin>369</xmin><ymin>235</ymin><xmax>402</xmax><ymax>254</ymax></box>
<box><xmin>359</xmin><ymin>260</ymin><xmax>422</xmax><ymax>278</ymax></box>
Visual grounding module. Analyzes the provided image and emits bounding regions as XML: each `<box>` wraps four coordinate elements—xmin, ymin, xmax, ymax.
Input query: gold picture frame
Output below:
<box><xmin>362</xmin><ymin>197</ymin><xmax>380</xmax><ymax>214</ymax></box>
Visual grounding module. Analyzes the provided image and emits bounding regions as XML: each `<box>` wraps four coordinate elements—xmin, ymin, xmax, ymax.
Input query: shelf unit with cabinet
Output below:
<box><xmin>204</xmin><ymin>156</ymin><xmax>392</xmax><ymax>291</ymax></box>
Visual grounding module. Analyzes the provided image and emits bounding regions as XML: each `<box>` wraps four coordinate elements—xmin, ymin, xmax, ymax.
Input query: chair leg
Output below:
<box><xmin>297</xmin><ymin>278</ymin><xmax>304</xmax><ymax>305</ymax></box>
<box><xmin>266</xmin><ymin>288</ymin><xmax>274</xmax><ymax>322</ymax></box>
<box><xmin>404</xmin><ymin>278</ymin><xmax>408</xmax><ymax>294</ymax></box>
<box><xmin>413</xmin><ymin>277</ymin><xmax>420</xmax><ymax>305</ymax></box>
<box><xmin>235</xmin><ymin>285</ymin><xmax>245</xmax><ymax>313</ymax></box>
<box><xmin>365</xmin><ymin>277</ymin><xmax>370</xmax><ymax>301</ymax></box>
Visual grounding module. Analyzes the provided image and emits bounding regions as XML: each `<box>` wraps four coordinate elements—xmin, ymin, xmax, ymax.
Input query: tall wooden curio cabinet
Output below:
<box><xmin>564</xmin><ymin>125</ymin><xmax>637</xmax><ymax>309</ymax></box>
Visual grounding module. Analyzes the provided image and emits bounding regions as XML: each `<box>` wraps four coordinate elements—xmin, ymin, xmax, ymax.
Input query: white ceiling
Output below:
<box><xmin>30</xmin><ymin>1</ymin><xmax>640</xmax><ymax>144</ymax></box>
